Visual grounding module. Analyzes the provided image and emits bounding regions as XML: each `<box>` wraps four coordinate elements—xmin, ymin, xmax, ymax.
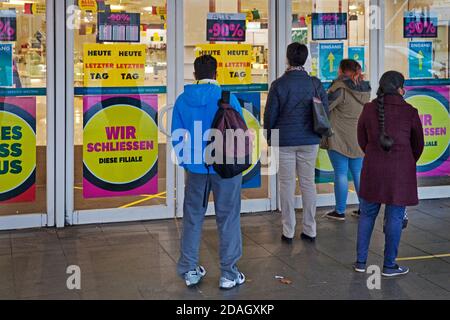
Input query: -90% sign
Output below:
<box><xmin>206</xmin><ymin>13</ymin><xmax>246</xmax><ymax>42</ymax></box>
<box><xmin>0</xmin><ymin>19</ymin><xmax>16</xmax><ymax>41</ymax></box>
<box><xmin>404</xmin><ymin>15</ymin><xmax>438</xmax><ymax>38</ymax></box>
<box><xmin>209</xmin><ymin>22</ymin><xmax>245</xmax><ymax>39</ymax></box>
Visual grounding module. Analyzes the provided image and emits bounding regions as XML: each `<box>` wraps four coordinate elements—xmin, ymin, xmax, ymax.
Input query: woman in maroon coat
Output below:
<box><xmin>354</xmin><ymin>71</ymin><xmax>424</xmax><ymax>277</ymax></box>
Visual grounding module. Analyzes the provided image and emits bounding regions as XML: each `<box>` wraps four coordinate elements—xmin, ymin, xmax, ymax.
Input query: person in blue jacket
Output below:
<box><xmin>171</xmin><ymin>55</ymin><xmax>246</xmax><ymax>290</ymax></box>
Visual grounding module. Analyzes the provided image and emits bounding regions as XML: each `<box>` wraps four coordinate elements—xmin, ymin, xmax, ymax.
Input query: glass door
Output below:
<box><xmin>0</xmin><ymin>0</ymin><xmax>53</xmax><ymax>229</ymax></box>
<box><xmin>384</xmin><ymin>0</ymin><xmax>450</xmax><ymax>199</ymax></box>
<box><xmin>66</xmin><ymin>0</ymin><xmax>175</xmax><ymax>224</ymax></box>
<box><xmin>289</xmin><ymin>0</ymin><xmax>371</xmax><ymax>207</ymax></box>
<box><xmin>179</xmin><ymin>0</ymin><xmax>276</xmax><ymax>216</ymax></box>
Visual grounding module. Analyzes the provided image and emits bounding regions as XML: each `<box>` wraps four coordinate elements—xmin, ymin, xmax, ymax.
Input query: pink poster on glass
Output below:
<box><xmin>0</xmin><ymin>97</ymin><xmax>36</xmax><ymax>203</ymax></box>
<box><xmin>405</xmin><ymin>86</ymin><xmax>450</xmax><ymax>178</ymax></box>
<box><xmin>83</xmin><ymin>94</ymin><xmax>158</xmax><ymax>199</ymax></box>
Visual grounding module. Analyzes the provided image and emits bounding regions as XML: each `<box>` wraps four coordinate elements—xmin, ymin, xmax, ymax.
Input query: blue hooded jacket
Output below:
<box><xmin>171</xmin><ymin>82</ymin><xmax>243</xmax><ymax>174</ymax></box>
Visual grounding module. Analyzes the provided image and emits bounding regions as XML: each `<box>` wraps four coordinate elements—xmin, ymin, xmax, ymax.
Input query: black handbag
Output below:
<box><xmin>311</xmin><ymin>78</ymin><xmax>333</xmax><ymax>138</ymax></box>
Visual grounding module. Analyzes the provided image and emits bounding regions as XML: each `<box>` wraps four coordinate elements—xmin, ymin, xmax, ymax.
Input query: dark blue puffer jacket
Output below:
<box><xmin>264</xmin><ymin>70</ymin><xmax>329</xmax><ymax>146</ymax></box>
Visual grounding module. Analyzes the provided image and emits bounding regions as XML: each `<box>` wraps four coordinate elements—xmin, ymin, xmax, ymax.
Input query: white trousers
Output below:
<box><xmin>279</xmin><ymin>145</ymin><xmax>319</xmax><ymax>238</ymax></box>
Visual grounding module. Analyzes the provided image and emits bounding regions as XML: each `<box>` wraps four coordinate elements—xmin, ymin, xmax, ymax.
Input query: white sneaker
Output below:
<box><xmin>219</xmin><ymin>272</ymin><xmax>246</xmax><ymax>290</ymax></box>
<box><xmin>184</xmin><ymin>266</ymin><xmax>207</xmax><ymax>287</ymax></box>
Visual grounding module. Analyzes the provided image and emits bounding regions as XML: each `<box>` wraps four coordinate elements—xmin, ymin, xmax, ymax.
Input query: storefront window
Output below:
<box><xmin>291</xmin><ymin>0</ymin><xmax>370</xmax><ymax>195</ymax></box>
<box><xmin>385</xmin><ymin>0</ymin><xmax>450</xmax><ymax>188</ymax></box>
<box><xmin>184</xmin><ymin>0</ymin><xmax>270</xmax><ymax>200</ymax></box>
<box><xmin>0</xmin><ymin>0</ymin><xmax>47</xmax><ymax>216</ymax></box>
<box><xmin>73</xmin><ymin>0</ymin><xmax>167</xmax><ymax>211</ymax></box>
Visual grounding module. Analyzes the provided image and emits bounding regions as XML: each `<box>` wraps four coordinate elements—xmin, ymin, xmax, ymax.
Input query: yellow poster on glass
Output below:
<box><xmin>195</xmin><ymin>44</ymin><xmax>252</xmax><ymax>85</ymax></box>
<box><xmin>78</xmin><ymin>0</ymin><xmax>98</xmax><ymax>13</ymax></box>
<box><xmin>83</xmin><ymin>44</ymin><xmax>146</xmax><ymax>87</ymax></box>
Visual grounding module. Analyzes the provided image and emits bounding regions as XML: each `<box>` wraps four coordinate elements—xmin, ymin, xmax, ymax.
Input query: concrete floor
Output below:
<box><xmin>0</xmin><ymin>199</ymin><xmax>449</xmax><ymax>300</ymax></box>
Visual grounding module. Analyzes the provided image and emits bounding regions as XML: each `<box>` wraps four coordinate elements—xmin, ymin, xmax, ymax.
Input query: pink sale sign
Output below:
<box><xmin>82</xmin><ymin>94</ymin><xmax>159</xmax><ymax>199</ymax></box>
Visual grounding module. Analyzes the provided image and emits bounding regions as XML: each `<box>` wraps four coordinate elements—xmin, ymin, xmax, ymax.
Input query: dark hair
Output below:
<box><xmin>287</xmin><ymin>43</ymin><xmax>308</xmax><ymax>67</ymax></box>
<box><xmin>339</xmin><ymin>59</ymin><xmax>363</xmax><ymax>83</ymax></box>
<box><xmin>194</xmin><ymin>55</ymin><xmax>217</xmax><ymax>80</ymax></box>
<box><xmin>376</xmin><ymin>71</ymin><xmax>405</xmax><ymax>152</ymax></box>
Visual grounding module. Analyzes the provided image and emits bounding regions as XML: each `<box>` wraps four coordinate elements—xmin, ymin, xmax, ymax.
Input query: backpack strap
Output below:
<box><xmin>202</xmin><ymin>91</ymin><xmax>231</xmax><ymax>208</ymax></box>
<box><xmin>310</xmin><ymin>76</ymin><xmax>321</xmax><ymax>100</ymax></box>
<box><xmin>219</xmin><ymin>90</ymin><xmax>231</xmax><ymax>109</ymax></box>
<box><xmin>202</xmin><ymin>165</ymin><xmax>210</xmax><ymax>208</ymax></box>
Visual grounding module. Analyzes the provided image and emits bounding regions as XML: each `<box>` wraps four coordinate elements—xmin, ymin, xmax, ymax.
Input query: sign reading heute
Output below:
<box><xmin>195</xmin><ymin>44</ymin><xmax>252</xmax><ymax>85</ymax></box>
<box><xmin>83</xmin><ymin>44</ymin><xmax>146</xmax><ymax>87</ymax></box>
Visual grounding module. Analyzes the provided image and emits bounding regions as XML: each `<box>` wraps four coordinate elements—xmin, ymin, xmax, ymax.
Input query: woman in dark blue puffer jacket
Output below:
<box><xmin>264</xmin><ymin>43</ymin><xmax>329</xmax><ymax>244</ymax></box>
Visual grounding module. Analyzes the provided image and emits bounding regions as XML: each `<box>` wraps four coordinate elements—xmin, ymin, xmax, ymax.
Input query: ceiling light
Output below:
<box><xmin>110</xmin><ymin>5</ymin><xmax>125</xmax><ymax>11</ymax></box>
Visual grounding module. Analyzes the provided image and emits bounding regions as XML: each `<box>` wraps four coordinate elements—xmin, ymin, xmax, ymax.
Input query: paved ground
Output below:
<box><xmin>0</xmin><ymin>199</ymin><xmax>450</xmax><ymax>300</ymax></box>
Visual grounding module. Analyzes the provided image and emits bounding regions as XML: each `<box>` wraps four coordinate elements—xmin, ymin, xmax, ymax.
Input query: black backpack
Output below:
<box><xmin>206</xmin><ymin>91</ymin><xmax>253</xmax><ymax>179</ymax></box>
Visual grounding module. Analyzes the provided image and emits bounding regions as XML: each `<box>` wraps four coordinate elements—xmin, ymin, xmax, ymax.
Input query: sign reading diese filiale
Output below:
<box><xmin>83</xmin><ymin>44</ymin><xmax>146</xmax><ymax>87</ymax></box>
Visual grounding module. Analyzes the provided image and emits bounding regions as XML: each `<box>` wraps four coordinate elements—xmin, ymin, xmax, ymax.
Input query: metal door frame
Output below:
<box><xmin>174</xmin><ymin>0</ymin><xmax>278</xmax><ymax>218</ymax></box>
<box><xmin>0</xmin><ymin>0</ymin><xmax>55</xmax><ymax>230</ymax></box>
<box><xmin>59</xmin><ymin>0</ymin><xmax>177</xmax><ymax>226</ymax></box>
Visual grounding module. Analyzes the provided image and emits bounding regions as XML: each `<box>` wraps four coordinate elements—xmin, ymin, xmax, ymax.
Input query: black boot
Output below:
<box><xmin>300</xmin><ymin>233</ymin><xmax>316</xmax><ymax>243</ymax></box>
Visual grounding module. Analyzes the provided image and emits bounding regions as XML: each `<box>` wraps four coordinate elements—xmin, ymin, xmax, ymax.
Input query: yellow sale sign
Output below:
<box><xmin>83</xmin><ymin>44</ymin><xmax>146</xmax><ymax>87</ymax></box>
<box><xmin>195</xmin><ymin>44</ymin><xmax>252</xmax><ymax>85</ymax></box>
<box><xmin>78</xmin><ymin>0</ymin><xmax>97</xmax><ymax>12</ymax></box>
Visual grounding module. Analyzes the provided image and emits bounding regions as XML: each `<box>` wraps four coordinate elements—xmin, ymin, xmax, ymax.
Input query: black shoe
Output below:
<box><xmin>281</xmin><ymin>234</ymin><xmax>293</xmax><ymax>244</ymax></box>
<box><xmin>351</xmin><ymin>209</ymin><xmax>361</xmax><ymax>217</ymax></box>
<box><xmin>325</xmin><ymin>211</ymin><xmax>346</xmax><ymax>221</ymax></box>
<box><xmin>300</xmin><ymin>233</ymin><xmax>316</xmax><ymax>242</ymax></box>
<box><xmin>403</xmin><ymin>217</ymin><xmax>409</xmax><ymax>230</ymax></box>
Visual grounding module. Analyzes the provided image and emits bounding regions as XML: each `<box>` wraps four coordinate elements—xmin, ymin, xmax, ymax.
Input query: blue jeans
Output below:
<box><xmin>357</xmin><ymin>198</ymin><xmax>406</xmax><ymax>268</ymax></box>
<box><xmin>328</xmin><ymin>150</ymin><xmax>363</xmax><ymax>214</ymax></box>
<box><xmin>178</xmin><ymin>171</ymin><xmax>243</xmax><ymax>280</ymax></box>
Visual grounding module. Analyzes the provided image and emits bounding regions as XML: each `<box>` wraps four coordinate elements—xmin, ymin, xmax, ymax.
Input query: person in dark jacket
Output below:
<box><xmin>354</xmin><ymin>71</ymin><xmax>424</xmax><ymax>277</ymax></box>
<box><xmin>324</xmin><ymin>60</ymin><xmax>371</xmax><ymax>221</ymax></box>
<box><xmin>264</xmin><ymin>43</ymin><xmax>328</xmax><ymax>244</ymax></box>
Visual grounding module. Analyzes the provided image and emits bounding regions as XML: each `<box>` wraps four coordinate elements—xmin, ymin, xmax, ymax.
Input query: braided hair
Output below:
<box><xmin>376</xmin><ymin>71</ymin><xmax>405</xmax><ymax>152</ymax></box>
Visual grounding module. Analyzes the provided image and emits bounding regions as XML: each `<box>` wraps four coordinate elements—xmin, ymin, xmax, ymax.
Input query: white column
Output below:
<box><xmin>55</xmin><ymin>0</ymin><xmax>68</xmax><ymax>227</ymax></box>
<box><xmin>45</xmin><ymin>0</ymin><xmax>55</xmax><ymax>227</ymax></box>
<box><xmin>276</xmin><ymin>0</ymin><xmax>288</xmax><ymax>78</ymax></box>
<box><xmin>166</xmin><ymin>0</ymin><xmax>177</xmax><ymax>218</ymax></box>
<box><xmin>175</xmin><ymin>0</ymin><xmax>185</xmax><ymax>218</ymax></box>
<box><xmin>369</xmin><ymin>0</ymin><xmax>385</xmax><ymax>98</ymax></box>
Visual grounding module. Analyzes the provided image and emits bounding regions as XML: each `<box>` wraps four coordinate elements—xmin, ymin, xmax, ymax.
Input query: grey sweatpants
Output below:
<box><xmin>279</xmin><ymin>145</ymin><xmax>319</xmax><ymax>238</ymax></box>
<box><xmin>177</xmin><ymin>171</ymin><xmax>243</xmax><ymax>280</ymax></box>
